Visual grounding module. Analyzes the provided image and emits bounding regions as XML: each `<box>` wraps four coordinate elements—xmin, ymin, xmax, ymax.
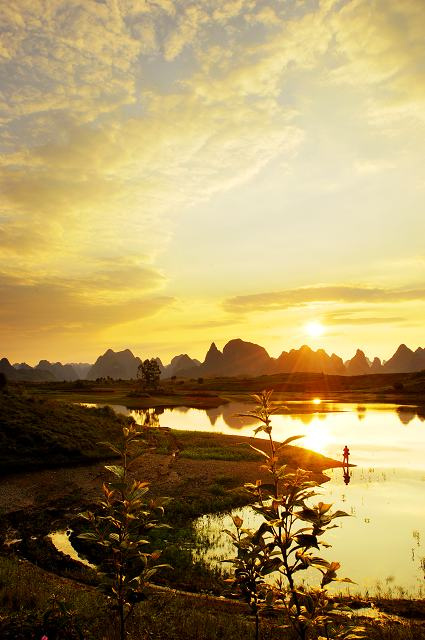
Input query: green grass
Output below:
<box><xmin>155</xmin><ymin>429</ymin><xmax>262</xmax><ymax>462</ymax></box>
<box><xmin>180</xmin><ymin>445</ymin><xmax>260</xmax><ymax>461</ymax></box>
<box><xmin>0</xmin><ymin>390</ymin><xmax>127</xmax><ymax>473</ymax></box>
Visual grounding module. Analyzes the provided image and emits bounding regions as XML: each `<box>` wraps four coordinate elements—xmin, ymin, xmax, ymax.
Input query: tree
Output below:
<box><xmin>137</xmin><ymin>359</ymin><xmax>161</xmax><ymax>391</ymax></box>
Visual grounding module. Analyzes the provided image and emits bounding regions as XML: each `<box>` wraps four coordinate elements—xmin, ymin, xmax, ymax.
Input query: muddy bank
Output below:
<box><xmin>0</xmin><ymin>431</ymin><xmax>343</xmax><ymax>515</ymax></box>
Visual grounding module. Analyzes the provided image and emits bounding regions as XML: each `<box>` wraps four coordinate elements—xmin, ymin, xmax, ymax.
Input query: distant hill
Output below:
<box><xmin>162</xmin><ymin>354</ymin><xmax>201</xmax><ymax>378</ymax></box>
<box><xmin>36</xmin><ymin>360</ymin><xmax>78</xmax><ymax>382</ymax></box>
<box><xmin>0</xmin><ymin>358</ymin><xmax>55</xmax><ymax>382</ymax></box>
<box><xmin>382</xmin><ymin>344</ymin><xmax>425</xmax><ymax>373</ymax></box>
<box><xmin>86</xmin><ymin>348</ymin><xmax>142</xmax><ymax>380</ymax></box>
<box><xmin>2</xmin><ymin>340</ymin><xmax>425</xmax><ymax>383</ymax></box>
<box><xmin>272</xmin><ymin>345</ymin><xmax>346</xmax><ymax>375</ymax></box>
<box><xmin>183</xmin><ymin>340</ymin><xmax>425</xmax><ymax>379</ymax></box>
<box><xmin>199</xmin><ymin>339</ymin><xmax>270</xmax><ymax>376</ymax></box>
<box><xmin>345</xmin><ymin>349</ymin><xmax>371</xmax><ymax>376</ymax></box>
<box><xmin>68</xmin><ymin>362</ymin><xmax>92</xmax><ymax>379</ymax></box>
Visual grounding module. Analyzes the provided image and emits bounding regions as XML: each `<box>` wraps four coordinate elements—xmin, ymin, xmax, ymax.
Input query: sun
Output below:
<box><xmin>305</xmin><ymin>321</ymin><xmax>325</xmax><ymax>338</ymax></box>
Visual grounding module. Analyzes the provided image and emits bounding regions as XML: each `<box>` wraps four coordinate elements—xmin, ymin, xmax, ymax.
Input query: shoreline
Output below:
<box><xmin>0</xmin><ymin>429</ymin><xmax>345</xmax><ymax>514</ymax></box>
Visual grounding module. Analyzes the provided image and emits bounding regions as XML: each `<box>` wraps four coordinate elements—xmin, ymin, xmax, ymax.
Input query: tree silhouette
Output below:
<box><xmin>137</xmin><ymin>359</ymin><xmax>161</xmax><ymax>391</ymax></box>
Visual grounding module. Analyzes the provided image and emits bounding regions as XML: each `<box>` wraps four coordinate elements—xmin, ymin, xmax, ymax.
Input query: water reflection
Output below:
<box><xmin>297</xmin><ymin>413</ymin><xmax>315</xmax><ymax>425</ymax></box>
<box><xmin>82</xmin><ymin>400</ymin><xmax>425</xmax><ymax>597</ymax></box>
<box><xmin>194</xmin><ymin>460</ymin><xmax>425</xmax><ymax>598</ymax></box>
<box><xmin>83</xmin><ymin>401</ymin><xmax>425</xmax><ymax>470</ymax></box>
<box><xmin>397</xmin><ymin>408</ymin><xmax>417</xmax><ymax>426</ymax></box>
<box><xmin>205</xmin><ymin>406</ymin><xmax>221</xmax><ymax>426</ymax></box>
<box><xmin>356</xmin><ymin>405</ymin><xmax>366</xmax><ymax>421</ymax></box>
<box><xmin>49</xmin><ymin>531</ymin><xmax>95</xmax><ymax>569</ymax></box>
<box><xmin>342</xmin><ymin>466</ymin><xmax>351</xmax><ymax>485</ymax></box>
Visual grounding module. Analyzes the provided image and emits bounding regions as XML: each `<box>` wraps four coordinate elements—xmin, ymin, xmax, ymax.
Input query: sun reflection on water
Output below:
<box><xmin>302</xmin><ymin>424</ymin><xmax>331</xmax><ymax>454</ymax></box>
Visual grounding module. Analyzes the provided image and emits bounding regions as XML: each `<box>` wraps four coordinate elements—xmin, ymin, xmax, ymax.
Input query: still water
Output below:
<box><xmin>86</xmin><ymin>400</ymin><xmax>425</xmax><ymax>596</ymax></box>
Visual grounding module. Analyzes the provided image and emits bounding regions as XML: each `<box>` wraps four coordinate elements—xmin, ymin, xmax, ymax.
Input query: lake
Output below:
<box><xmin>85</xmin><ymin>399</ymin><xmax>425</xmax><ymax>597</ymax></box>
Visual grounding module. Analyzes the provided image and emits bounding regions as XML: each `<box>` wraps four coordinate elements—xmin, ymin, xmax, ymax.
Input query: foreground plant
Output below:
<box><xmin>79</xmin><ymin>418</ymin><xmax>170</xmax><ymax>640</ymax></box>
<box><xmin>225</xmin><ymin>391</ymin><xmax>365</xmax><ymax>640</ymax></box>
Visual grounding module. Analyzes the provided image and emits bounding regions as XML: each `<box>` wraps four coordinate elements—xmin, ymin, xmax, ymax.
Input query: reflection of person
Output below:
<box><xmin>343</xmin><ymin>445</ymin><xmax>350</xmax><ymax>465</ymax></box>
<box><xmin>343</xmin><ymin>468</ymin><xmax>351</xmax><ymax>485</ymax></box>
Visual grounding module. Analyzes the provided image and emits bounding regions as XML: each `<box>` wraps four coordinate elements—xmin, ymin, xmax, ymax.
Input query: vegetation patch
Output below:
<box><xmin>0</xmin><ymin>390</ymin><xmax>127</xmax><ymax>473</ymax></box>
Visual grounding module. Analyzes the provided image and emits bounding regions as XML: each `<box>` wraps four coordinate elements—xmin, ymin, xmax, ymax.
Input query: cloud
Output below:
<box><xmin>250</xmin><ymin>6</ymin><xmax>280</xmax><ymax>26</ymax></box>
<box><xmin>223</xmin><ymin>285</ymin><xmax>425</xmax><ymax>313</ymax></box>
<box><xmin>0</xmin><ymin>270</ymin><xmax>174</xmax><ymax>333</ymax></box>
<box><xmin>0</xmin><ymin>1</ymin><xmax>143</xmax><ymax>129</ymax></box>
<box><xmin>329</xmin><ymin>0</ymin><xmax>425</xmax><ymax>125</ymax></box>
<box><xmin>163</xmin><ymin>4</ymin><xmax>209</xmax><ymax>61</ymax></box>
<box><xmin>323</xmin><ymin>311</ymin><xmax>405</xmax><ymax>326</ymax></box>
<box><xmin>354</xmin><ymin>159</ymin><xmax>396</xmax><ymax>175</ymax></box>
<box><xmin>6</xmin><ymin>0</ymin><xmax>419</xmax><ymax>281</ymax></box>
<box><xmin>1</xmin><ymin>0</ymin><xmax>424</xmax><ymax>359</ymax></box>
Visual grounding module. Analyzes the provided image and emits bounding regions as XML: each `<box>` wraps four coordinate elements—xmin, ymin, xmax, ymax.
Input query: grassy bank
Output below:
<box><xmin>0</xmin><ymin>390</ymin><xmax>127</xmax><ymax>473</ymax></box>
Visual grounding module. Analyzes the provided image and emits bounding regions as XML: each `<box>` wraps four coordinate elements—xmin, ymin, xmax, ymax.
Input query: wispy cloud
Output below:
<box><xmin>0</xmin><ymin>271</ymin><xmax>174</xmax><ymax>333</ymax></box>
<box><xmin>223</xmin><ymin>285</ymin><xmax>425</xmax><ymax>313</ymax></box>
<box><xmin>323</xmin><ymin>311</ymin><xmax>405</xmax><ymax>326</ymax></box>
<box><xmin>329</xmin><ymin>0</ymin><xmax>425</xmax><ymax>125</ymax></box>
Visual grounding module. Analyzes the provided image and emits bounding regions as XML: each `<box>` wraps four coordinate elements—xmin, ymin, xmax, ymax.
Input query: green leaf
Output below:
<box><xmin>109</xmin><ymin>533</ymin><xmax>120</xmax><ymax>542</ymax></box>
<box><xmin>105</xmin><ymin>465</ymin><xmax>125</xmax><ymax>478</ymax></box>
<box><xmin>331</xmin><ymin>509</ymin><xmax>351</xmax><ymax>519</ymax></box>
<box><xmin>77</xmin><ymin>532</ymin><xmax>99</xmax><ymax>541</ymax></box>
<box><xmin>98</xmin><ymin>441</ymin><xmax>123</xmax><ymax>455</ymax></box>
<box><xmin>295</xmin><ymin>534</ymin><xmax>319</xmax><ymax>549</ymax></box>
<box><xmin>223</xmin><ymin>529</ymin><xmax>238</xmax><ymax>541</ymax></box>
<box><xmin>261</xmin><ymin>557</ymin><xmax>283</xmax><ymax>575</ymax></box>
<box><xmin>338</xmin><ymin>577</ymin><xmax>356</xmax><ymax>584</ymax></box>
<box><xmin>248</xmin><ymin>444</ymin><xmax>270</xmax><ymax>459</ymax></box>
<box><xmin>254</xmin><ymin>425</ymin><xmax>268</xmax><ymax>435</ymax></box>
<box><xmin>296</xmin><ymin>507</ymin><xmax>317</xmax><ymax>522</ymax></box>
<box><xmin>277</xmin><ymin>435</ymin><xmax>304</xmax><ymax>448</ymax></box>
<box><xmin>79</xmin><ymin>511</ymin><xmax>94</xmax><ymax>521</ymax></box>
<box><xmin>317</xmin><ymin>502</ymin><xmax>333</xmax><ymax>514</ymax></box>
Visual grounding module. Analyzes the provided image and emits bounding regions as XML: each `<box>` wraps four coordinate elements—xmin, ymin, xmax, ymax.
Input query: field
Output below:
<box><xmin>18</xmin><ymin>368</ymin><xmax>425</xmax><ymax>409</ymax></box>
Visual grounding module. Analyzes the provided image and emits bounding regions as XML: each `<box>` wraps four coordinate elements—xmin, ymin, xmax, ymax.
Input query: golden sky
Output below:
<box><xmin>1</xmin><ymin>0</ymin><xmax>424</xmax><ymax>365</ymax></box>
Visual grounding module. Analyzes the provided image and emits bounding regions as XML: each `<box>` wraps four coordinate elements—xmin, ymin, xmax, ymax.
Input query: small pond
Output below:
<box><xmin>83</xmin><ymin>400</ymin><xmax>425</xmax><ymax>597</ymax></box>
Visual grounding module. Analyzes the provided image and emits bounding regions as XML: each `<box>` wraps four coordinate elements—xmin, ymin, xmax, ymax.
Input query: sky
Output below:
<box><xmin>1</xmin><ymin>0</ymin><xmax>424</xmax><ymax>366</ymax></box>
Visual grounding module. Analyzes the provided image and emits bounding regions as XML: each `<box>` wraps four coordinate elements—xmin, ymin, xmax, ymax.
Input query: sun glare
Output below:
<box><xmin>305</xmin><ymin>321</ymin><xmax>325</xmax><ymax>338</ymax></box>
<box><xmin>302</xmin><ymin>425</ymin><xmax>330</xmax><ymax>455</ymax></box>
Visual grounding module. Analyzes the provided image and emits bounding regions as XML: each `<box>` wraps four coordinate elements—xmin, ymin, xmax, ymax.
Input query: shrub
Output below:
<box><xmin>225</xmin><ymin>391</ymin><xmax>365</xmax><ymax>640</ymax></box>
<box><xmin>79</xmin><ymin>421</ymin><xmax>171</xmax><ymax>640</ymax></box>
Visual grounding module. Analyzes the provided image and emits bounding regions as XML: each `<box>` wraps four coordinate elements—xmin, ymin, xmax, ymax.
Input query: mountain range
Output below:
<box><xmin>1</xmin><ymin>340</ymin><xmax>425</xmax><ymax>383</ymax></box>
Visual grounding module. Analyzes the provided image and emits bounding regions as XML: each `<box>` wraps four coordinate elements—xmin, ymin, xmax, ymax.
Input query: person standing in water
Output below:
<box><xmin>342</xmin><ymin>445</ymin><xmax>351</xmax><ymax>484</ymax></box>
